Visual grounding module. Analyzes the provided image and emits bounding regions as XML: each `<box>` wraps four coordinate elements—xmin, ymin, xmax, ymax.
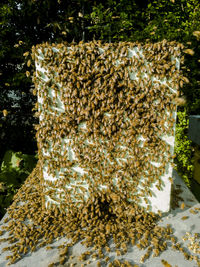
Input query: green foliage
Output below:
<box><xmin>84</xmin><ymin>0</ymin><xmax>200</xmax><ymax>43</ymax></box>
<box><xmin>0</xmin><ymin>150</ymin><xmax>37</xmax><ymax>219</ymax></box>
<box><xmin>174</xmin><ymin>108</ymin><xmax>195</xmax><ymax>187</ymax></box>
<box><xmin>85</xmin><ymin>0</ymin><xmax>147</xmax><ymax>42</ymax></box>
<box><xmin>142</xmin><ymin>0</ymin><xmax>200</xmax><ymax>42</ymax></box>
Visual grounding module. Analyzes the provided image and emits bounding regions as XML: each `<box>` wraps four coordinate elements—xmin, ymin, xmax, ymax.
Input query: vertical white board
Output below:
<box><xmin>34</xmin><ymin>41</ymin><xmax>181</xmax><ymax>213</ymax></box>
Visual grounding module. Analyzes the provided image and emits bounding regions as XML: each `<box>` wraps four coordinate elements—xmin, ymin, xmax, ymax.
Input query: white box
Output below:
<box><xmin>33</xmin><ymin>41</ymin><xmax>182</xmax><ymax>213</ymax></box>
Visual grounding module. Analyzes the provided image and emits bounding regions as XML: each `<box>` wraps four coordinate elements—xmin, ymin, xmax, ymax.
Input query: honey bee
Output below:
<box><xmin>161</xmin><ymin>259</ymin><xmax>172</xmax><ymax>267</ymax></box>
<box><xmin>183</xmin><ymin>252</ymin><xmax>190</xmax><ymax>260</ymax></box>
<box><xmin>189</xmin><ymin>208</ymin><xmax>198</xmax><ymax>214</ymax></box>
<box><xmin>46</xmin><ymin>246</ymin><xmax>53</xmax><ymax>250</ymax></box>
<box><xmin>105</xmin><ymin>245</ymin><xmax>111</xmax><ymax>252</ymax></box>
<box><xmin>180</xmin><ymin>202</ymin><xmax>185</xmax><ymax>210</ymax></box>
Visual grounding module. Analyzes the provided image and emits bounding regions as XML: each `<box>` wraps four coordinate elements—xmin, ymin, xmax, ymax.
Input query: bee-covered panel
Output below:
<box><xmin>32</xmin><ymin>40</ymin><xmax>186</xmax><ymax>213</ymax></box>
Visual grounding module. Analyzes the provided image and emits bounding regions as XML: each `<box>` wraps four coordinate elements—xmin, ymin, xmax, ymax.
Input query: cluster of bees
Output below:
<box><xmin>0</xmin><ymin>161</ymin><xmax>200</xmax><ymax>266</ymax></box>
<box><xmin>182</xmin><ymin>232</ymin><xmax>200</xmax><ymax>254</ymax></box>
<box><xmin>1</xmin><ymin>39</ymin><xmax>199</xmax><ymax>267</ymax></box>
<box><xmin>31</xmin><ymin>39</ymin><xmax>188</xmax><ymax>214</ymax></box>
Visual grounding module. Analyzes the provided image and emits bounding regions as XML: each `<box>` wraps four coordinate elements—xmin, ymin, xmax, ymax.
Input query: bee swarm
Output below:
<box><xmin>1</xmin><ymin>40</ymin><xmax>199</xmax><ymax>267</ymax></box>
<box><xmin>32</xmin><ymin>40</ymin><xmax>186</xmax><ymax>214</ymax></box>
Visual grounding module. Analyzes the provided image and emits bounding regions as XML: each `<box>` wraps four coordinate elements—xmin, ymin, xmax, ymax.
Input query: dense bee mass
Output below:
<box><xmin>1</xmin><ymin>40</ymin><xmax>200</xmax><ymax>267</ymax></box>
<box><xmin>31</xmin><ymin>40</ymin><xmax>187</xmax><ymax>214</ymax></box>
<box><xmin>1</xmin><ymin>162</ymin><xmax>200</xmax><ymax>266</ymax></box>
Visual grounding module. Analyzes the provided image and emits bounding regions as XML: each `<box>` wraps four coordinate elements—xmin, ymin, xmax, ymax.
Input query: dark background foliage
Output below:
<box><xmin>0</xmin><ymin>0</ymin><xmax>200</xmax><ymax>219</ymax></box>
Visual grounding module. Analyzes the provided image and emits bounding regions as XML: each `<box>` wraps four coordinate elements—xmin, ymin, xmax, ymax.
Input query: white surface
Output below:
<box><xmin>0</xmin><ymin>170</ymin><xmax>199</xmax><ymax>267</ymax></box>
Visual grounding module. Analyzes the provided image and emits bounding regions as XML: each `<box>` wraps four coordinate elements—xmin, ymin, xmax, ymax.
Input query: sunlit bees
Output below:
<box><xmin>0</xmin><ymin>41</ymin><xmax>187</xmax><ymax>265</ymax></box>
<box><xmin>161</xmin><ymin>259</ymin><xmax>173</xmax><ymax>267</ymax></box>
<box><xmin>181</xmin><ymin>216</ymin><xmax>189</xmax><ymax>221</ymax></box>
<box><xmin>59</xmin><ymin>256</ymin><xmax>66</xmax><ymax>265</ymax></box>
<box><xmin>26</xmin><ymin>71</ymin><xmax>30</xmax><ymax>77</ymax></box>
<box><xmin>180</xmin><ymin>202</ymin><xmax>185</xmax><ymax>210</ymax></box>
